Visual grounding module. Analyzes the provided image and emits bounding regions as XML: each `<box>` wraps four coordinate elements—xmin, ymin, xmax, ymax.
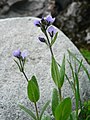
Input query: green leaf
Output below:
<box><xmin>31</xmin><ymin>76</ymin><xmax>39</xmax><ymax>92</ymax></box>
<box><xmin>59</xmin><ymin>55</ymin><xmax>65</xmax><ymax>88</ymax></box>
<box><xmin>68</xmin><ymin>50</ymin><xmax>90</xmax><ymax>81</ymax></box>
<box><xmin>80</xmin><ymin>48</ymin><xmax>90</xmax><ymax>63</ymax></box>
<box><xmin>19</xmin><ymin>104</ymin><xmax>37</xmax><ymax>120</ymax></box>
<box><xmin>41</xmin><ymin>115</ymin><xmax>51</xmax><ymax>120</ymax></box>
<box><xmin>77</xmin><ymin>59</ymin><xmax>83</xmax><ymax>73</ymax></box>
<box><xmin>55</xmin><ymin>97</ymin><xmax>72</xmax><ymax>120</ymax></box>
<box><xmin>51</xmin><ymin>55</ymin><xmax>65</xmax><ymax>88</ymax></box>
<box><xmin>40</xmin><ymin>100</ymin><xmax>50</xmax><ymax>120</ymax></box>
<box><xmin>75</xmin><ymin>72</ymin><xmax>82</xmax><ymax>112</ymax></box>
<box><xmin>51</xmin><ymin>56</ymin><xmax>60</xmax><ymax>87</ymax></box>
<box><xmin>27</xmin><ymin>76</ymin><xmax>40</xmax><ymax>103</ymax></box>
<box><xmin>52</xmin><ymin>88</ymin><xmax>59</xmax><ymax>117</ymax></box>
<box><xmin>68</xmin><ymin>111</ymin><xmax>76</xmax><ymax>120</ymax></box>
<box><xmin>51</xmin><ymin>32</ymin><xmax>58</xmax><ymax>46</ymax></box>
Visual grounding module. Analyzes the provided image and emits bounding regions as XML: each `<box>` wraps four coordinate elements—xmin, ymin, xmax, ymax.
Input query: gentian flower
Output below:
<box><xmin>21</xmin><ymin>50</ymin><xmax>28</xmax><ymax>59</ymax></box>
<box><xmin>47</xmin><ymin>26</ymin><xmax>57</xmax><ymax>37</ymax></box>
<box><xmin>38</xmin><ymin>36</ymin><xmax>46</xmax><ymax>43</ymax></box>
<box><xmin>13</xmin><ymin>49</ymin><xmax>21</xmax><ymax>58</ymax></box>
<box><xmin>34</xmin><ymin>19</ymin><xmax>41</xmax><ymax>27</ymax></box>
<box><xmin>45</xmin><ymin>15</ymin><xmax>55</xmax><ymax>24</ymax></box>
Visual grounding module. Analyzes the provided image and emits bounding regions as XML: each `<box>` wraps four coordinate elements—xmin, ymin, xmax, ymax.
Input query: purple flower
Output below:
<box><xmin>45</xmin><ymin>15</ymin><xmax>55</xmax><ymax>24</ymax></box>
<box><xmin>13</xmin><ymin>49</ymin><xmax>21</xmax><ymax>58</ymax></box>
<box><xmin>38</xmin><ymin>36</ymin><xmax>46</xmax><ymax>43</ymax></box>
<box><xmin>47</xmin><ymin>26</ymin><xmax>57</xmax><ymax>37</ymax></box>
<box><xmin>21</xmin><ymin>50</ymin><xmax>28</xmax><ymax>59</ymax></box>
<box><xmin>34</xmin><ymin>19</ymin><xmax>41</xmax><ymax>27</ymax></box>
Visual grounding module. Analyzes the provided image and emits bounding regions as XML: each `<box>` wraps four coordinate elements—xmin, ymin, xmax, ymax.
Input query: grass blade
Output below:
<box><xmin>40</xmin><ymin>101</ymin><xmax>50</xmax><ymax>120</ymax></box>
<box><xmin>68</xmin><ymin>50</ymin><xmax>90</xmax><ymax>81</ymax></box>
<box><xmin>19</xmin><ymin>104</ymin><xmax>37</xmax><ymax>120</ymax></box>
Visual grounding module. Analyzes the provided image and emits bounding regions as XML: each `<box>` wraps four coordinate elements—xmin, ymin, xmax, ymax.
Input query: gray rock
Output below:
<box><xmin>0</xmin><ymin>17</ymin><xmax>90</xmax><ymax>120</ymax></box>
<box><xmin>7</xmin><ymin>0</ymin><xmax>27</xmax><ymax>6</ymax></box>
<box><xmin>55</xmin><ymin>0</ymin><xmax>73</xmax><ymax>9</ymax></box>
<box><xmin>0</xmin><ymin>4</ymin><xmax>10</xmax><ymax>14</ymax></box>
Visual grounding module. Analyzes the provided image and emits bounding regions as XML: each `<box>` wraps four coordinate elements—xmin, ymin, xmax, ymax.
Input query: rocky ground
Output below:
<box><xmin>0</xmin><ymin>0</ymin><xmax>52</xmax><ymax>18</ymax></box>
<box><xmin>0</xmin><ymin>0</ymin><xmax>90</xmax><ymax>50</ymax></box>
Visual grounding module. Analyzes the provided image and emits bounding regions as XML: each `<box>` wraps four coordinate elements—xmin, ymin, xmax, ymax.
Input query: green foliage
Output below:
<box><xmin>52</xmin><ymin>88</ymin><xmax>59</xmax><ymax>117</ymax></box>
<box><xmin>41</xmin><ymin>115</ymin><xmax>51</xmax><ymax>120</ymax></box>
<box><xmin>51</xmin><ymin>55</ymin><xmax>65</xmax><ymax>88</ymax></box>
<box><xmin>68</xmin><ymin>50</ymin><xmax>90</xmax><ymax>81</ymax></box>
<box><xmin>55</xmin><ymin>97</ymin><xmax>72</xmax><ymax>120</ymax></box>
<box><xmin>78</xmin><ymin>100</ymin><xmax>90</xmax><ymax>120</ymax></box>
<box><xmin>51</xmin><ymin>56</ymin><xmax>60</xmax><ymax>87</ymax></box>
<box><xmin>27</xmin><ymin>76</ymin><xmax>40</xmax><ymax>103</ymax></box>
<box><xmin>19</xmin><ymin>104</ymin><xmax>37</xmax><ymax>120</ymax></box>
<box><xmin>59</xmin><ymin>55</ymin><xmax>65</xmax><ymax>88</ymax></box>
<box><xmin>80</xmin><ymin>48</ymin><xmax>90</xmax><ymax>64</ymax></box>
<box><xmin>68</xmin><ymin>111</ymin><xmax>77</xmax><ymax>120</ymax></box>
<box><xmin>51</xmin><ymin>32</ymin><xmax>58</xmax><ymax>46</ymax></box>
<box><xmin>40</xmin><ymin>100</ymin><xmax>50</xmax><ymax>120</ymax></box>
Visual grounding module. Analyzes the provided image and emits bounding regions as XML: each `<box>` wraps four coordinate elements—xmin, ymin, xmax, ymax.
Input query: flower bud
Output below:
<box><xmin>47</xmin><ymin>26</ymin><xmax>57</xmax><ymax>37</ymax></box>
<box><xmin>13</xmin><ymin>49</ymin><xmax>21</xmax><ymax>58</ymax></box>
<box><xmin>34</xmin><ymin>19</ymin><xmax>41</xmax><ymax>27</ymax></box>
<box><xmin>38</xmin><ymin>36</ymin><xmax>46</xmax><ymax>43</ymax></box>
<box><xmin>21</xmin><ymin>50</ymin><xmax>28</xmax><ymax>59</ymax></box>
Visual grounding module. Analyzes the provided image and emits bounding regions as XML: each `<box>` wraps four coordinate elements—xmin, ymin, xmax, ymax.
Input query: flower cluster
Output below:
<box><xmin>34</xmin><ymin>15</ymin><xmax>55</xmax><ymax>28</ymax></box>
<box><xmin>34</xmin><ymin>15</ymin><xmax>57</xmax><ymax>44</ymax></box>
<box><xmin>13</xmin><ymin>49</ymin><xmax>28</xmax><ymax>73</ymax></box>
<box><xmin>13</xmin><ymin>49</ymin><xmax>27</xmax><ymax>60</ymax></box>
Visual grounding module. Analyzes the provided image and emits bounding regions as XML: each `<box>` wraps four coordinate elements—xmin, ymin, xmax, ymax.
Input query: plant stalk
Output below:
<box><xmin>19</xmin><ymin>59</ymin><xmax>28</xmax><ymax>82</ymax></box>
<box><xmin>34</xmin><ymin>102</ymin><xmax>39</xmax><ymax>120</ymax></box>
<box><xmin>44</xmin><ymin>31</ymin><xmax>54</xmax><ymax>57</ymax></box>
<box><xmin>58</xmin><ymin>88</ymin><xmax>62</xmax><ymax>101</ymax></box>
<box><xmin>22</xmin><ymin>71</ymin><xmax>28</xmax><ymax>82</ymax></box>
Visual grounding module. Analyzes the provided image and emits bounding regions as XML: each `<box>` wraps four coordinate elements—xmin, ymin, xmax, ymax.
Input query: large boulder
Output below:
<box><xmin>7</xmin><ymin>0</ymin><xmax>28</xmax><ymax>6</ymax></box>
<box><xmin>0</xmin><ymin>17</ymin><xmax>90</xmax><ymax>120</ymax></box>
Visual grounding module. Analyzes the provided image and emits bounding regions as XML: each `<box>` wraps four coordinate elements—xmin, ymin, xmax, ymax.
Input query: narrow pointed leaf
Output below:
<box><xmin>52</xmin><ymin>88</ymin><xmax>59</xmax><ymax>117</ymax></box>
<box><xmin>59</xmin><ymin>55</ymin><xmax>65</xmax><ymax>88</ymax></box>
<box><xmin>19</xmin><ymin>104</ymin><xmax>37</xmax><ymax>120</ymax></box>
<box><xmin>51</xmin><ymin>56</ymin><xmax>60</xmax><ymax>87</ymax></box>
<box><xmin>68</xmin><ymin>50</ymin><xmax>90</xmax><ymax>80</ymax></box>
<box><xmin>51</xmin><ymin>32</ymin><xmax>58</xmax><ymax>46</ymax></box>
<box><xmin>77</xmin><ymin>59</ymin><xmax>83</xmax><ymax>73</ymax></box>
<box><xmin>67</xmin><ymin>60</ymin><xmax>75</xmax><ymax>82</ymax></box>
<box><xmin>40</xmin><ymin>100</ymin><xmax>50</xmax><ymax>120</ymax></box>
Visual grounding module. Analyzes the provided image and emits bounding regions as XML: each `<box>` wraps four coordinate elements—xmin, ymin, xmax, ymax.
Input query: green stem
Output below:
<box><xmin>34</xmin><ymin>102</ymin><xmax>39</xmax><ymax>120</ymax></box>
<box><xmin>75</xmin><ymin>89</ymin><xmax>79</xmax><ymax>120</ymax></box>
<box><xmin>19</xmin><ymin>58</ymin><xmax>23</xmax><ymax>72</ymax></box>
<box><xmin>19</xmin><ymin>59</ymin><xmax>28</xmax><ymax>82</ymax></box>
<box><xmin>45</xmin><ymin>31</ymin><xmax>63</xmax><ymax>102</ymax></box>
<box><xmin>86</xmin><ymin>115</ymin><xmax>90</xmax><ymax>120</ymax></box>
<box><xmin>44</xmin><ymin>31</ymin><xmax>54</xmax><ymax>57</ymax></box>
<box><xmin>22</xmin><ymin>71</ymin><xmax>28</xmax><ymax>82</ymax></box>
<box><xmin>58</xmin><ymin>88</ymin><xmax>62</xmax><ymax>101</ymax></box>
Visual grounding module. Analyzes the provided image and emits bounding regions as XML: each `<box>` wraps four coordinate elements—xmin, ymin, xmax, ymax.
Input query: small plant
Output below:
<box><xmin>80</xmin><ymin>48</ymin><xmax>90</xmax><ymax>64</ymax></box>
<box><xmin>13</xmin><ymin>15</ymin><xmax>90</xmax><ymax>120</ymax></box>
